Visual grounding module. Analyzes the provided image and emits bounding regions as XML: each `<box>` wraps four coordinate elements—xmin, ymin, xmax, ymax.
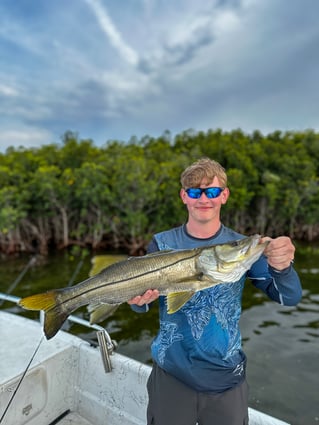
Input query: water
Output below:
<box><xmin>0</xmin><ymin>246</ymin><xmax>318</xmax><ymax>425</ymax></box>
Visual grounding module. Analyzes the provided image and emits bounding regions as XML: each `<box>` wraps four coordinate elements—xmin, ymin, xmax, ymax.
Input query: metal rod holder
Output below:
<box><xmin>96</xmin><ymin>330</ymin><xmax>117</xmax><ymax>373</ymax></box>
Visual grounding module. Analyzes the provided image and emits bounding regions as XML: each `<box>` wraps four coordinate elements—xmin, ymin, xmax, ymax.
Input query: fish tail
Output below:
<box><xmin>19</xmin><ymin>291</ymin><xmax>68</xmax><ymax>340</ymax></box>
<box><xmin>19</xmin><ymin>291</ymin><xmax>57</xmax><ymax>311</ymax></box>
<box><xmin>43</xmin><ymin>308</ymin><xmax>69</xmax><ymax>340</ymax></box>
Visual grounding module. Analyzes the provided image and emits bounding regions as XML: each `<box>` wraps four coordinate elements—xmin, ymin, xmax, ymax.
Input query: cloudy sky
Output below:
<box><xmin>1</xmin><ymin>0</ymin><xmax>319</xmax><ymax>151</ymax></box>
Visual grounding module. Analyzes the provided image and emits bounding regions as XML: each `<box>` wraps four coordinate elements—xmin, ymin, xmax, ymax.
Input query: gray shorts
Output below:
<box><xmin>147</xmin><ymin>363</ymin><xmax>249</xmax><ymax>425</ymax></box>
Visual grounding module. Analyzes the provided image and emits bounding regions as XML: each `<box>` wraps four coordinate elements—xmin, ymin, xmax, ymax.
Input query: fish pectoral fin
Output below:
<box><xmin>88</xmin><ymin>303</ymin><xmax>121</xmax><ymax>324</ymax></box>
<box><xmin>199</xmin><ymin>272</ymin><xmax>220</xmax><ymax>284</ymax></box>
<box><xmin>167</xmin><ymin>291</ymin><xmax>195</xmax><ymax>314</ymax></box>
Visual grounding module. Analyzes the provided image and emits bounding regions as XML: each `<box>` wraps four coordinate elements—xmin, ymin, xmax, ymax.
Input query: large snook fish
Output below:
<box><xmin>19</xmin><ymin>234</ymin><xmax>268</xmax><ymax>340</ymax></box>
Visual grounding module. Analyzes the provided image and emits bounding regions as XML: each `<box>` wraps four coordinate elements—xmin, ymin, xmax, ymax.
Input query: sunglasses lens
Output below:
<box><xmin>205</xmin><ymin>187</ymin><xmax>223</xmax><ymax>198</ymax></box>
<box><xmin>186</xmin><ymin>188</ymin><xmax>202</xmax><ymax>198</ymax></box>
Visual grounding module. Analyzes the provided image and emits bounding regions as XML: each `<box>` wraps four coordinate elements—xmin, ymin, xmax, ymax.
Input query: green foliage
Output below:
<box><xmin>0</xmin><ymin>128</ymin><xmax>319</xmax><ymax>255</ymax></box>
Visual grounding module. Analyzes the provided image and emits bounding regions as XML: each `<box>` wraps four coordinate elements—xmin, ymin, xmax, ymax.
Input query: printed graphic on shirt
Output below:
<box><xmin>155</xmin><ymin>281</ymin><xmax>244</xmax><ymax>365</ymax></box>
<box><xmin>233</xmin><ymin>360</ymin><xmax>245</xmax><ymax>376</ymax></box>
<box><xmin>181</xmin><ymin>292</ymin><xmax>211</xmax><ymax>340</ymax></box>
<box><xmin>157</xmin><ymin>321</ymin><xmax>184</xmax><ymax>365</ymax></box>
<box><xmin>181</xmin><ymin>282</ymin><xmax>243</xmax><ymax>358</ymax></box>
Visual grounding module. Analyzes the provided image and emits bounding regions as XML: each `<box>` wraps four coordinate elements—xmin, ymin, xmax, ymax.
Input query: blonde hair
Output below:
<box><xmin>180</xmin><ymin>158</ymin><xmax>227</xmax><ymax>188</ymax></box>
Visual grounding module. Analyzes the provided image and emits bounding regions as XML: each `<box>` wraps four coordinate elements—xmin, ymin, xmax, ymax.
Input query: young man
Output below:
<box><xmin>128</xmin><ymin>158</ymin><xmax>302</xmax><ymax>425</ymax></box>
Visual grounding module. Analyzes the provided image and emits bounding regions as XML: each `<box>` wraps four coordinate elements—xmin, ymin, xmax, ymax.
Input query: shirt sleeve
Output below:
<box><xmin>146</xmin><ymin>237</ymin><xmax>159</xmax><ymax>254</ymax></box>
<box><xmin>248</xmin><ymin>254</ymin><xmax>302</xmax><ymax>306</ymax></box>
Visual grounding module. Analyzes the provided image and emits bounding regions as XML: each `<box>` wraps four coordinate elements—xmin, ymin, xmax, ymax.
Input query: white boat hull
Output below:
<box><xmin>0</xmin><ymin>310</ymin><xmax>290</xmax><ymax>425</ymax></box>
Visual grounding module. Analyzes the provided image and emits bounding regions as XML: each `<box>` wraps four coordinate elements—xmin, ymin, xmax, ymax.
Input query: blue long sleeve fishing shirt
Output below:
<box><xmin>131</xmin><ymin>224</ymin><xmax>302</xmax><ymax>393</ymax></box>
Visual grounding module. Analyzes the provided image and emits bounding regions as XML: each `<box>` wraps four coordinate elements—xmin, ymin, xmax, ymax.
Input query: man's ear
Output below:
<box><xmin>180</xmin><ymin>188</ymin><xmax>188</xmax><ymax>204</ymax></box>
<box><xmin>221</xmin><ymin>187</ymin><xmax>230</xmax><ymax>204</ymax></box>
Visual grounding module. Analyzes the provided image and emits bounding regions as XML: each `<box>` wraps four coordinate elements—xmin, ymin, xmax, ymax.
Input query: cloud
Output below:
<box><xmin>0</xmin><ymin>127</ymin><xmax>54</xmax><ymax>152</ymax></box>
<box><xmin>83</xmin><ymin>0</ymin><xmax>139</xmax><ymax>66</ymax></box>
<box><xmin>0</xmin><ymin>83</ymin><xmax>18</xmax><ymax>97</ymax></box>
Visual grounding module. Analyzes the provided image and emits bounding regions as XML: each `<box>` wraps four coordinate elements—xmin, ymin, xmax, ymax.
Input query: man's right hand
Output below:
<box><xmin>127</xmin><ymin>289</ymin><xmax>160</xmax><ymax>306</ymax></box>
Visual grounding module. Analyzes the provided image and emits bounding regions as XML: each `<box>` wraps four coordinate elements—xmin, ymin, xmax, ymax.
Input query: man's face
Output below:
<box><xmin>180</xmin><ymin>176</ymin><xmax>229</xmax><ymax>224</ymax></box>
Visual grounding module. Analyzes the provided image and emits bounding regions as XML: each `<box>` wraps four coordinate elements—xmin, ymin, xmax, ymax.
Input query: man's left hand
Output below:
<box><xmin>260</xmin><ymin>236</ymin><xmax>295</xmax><ymax>271</ymax></box>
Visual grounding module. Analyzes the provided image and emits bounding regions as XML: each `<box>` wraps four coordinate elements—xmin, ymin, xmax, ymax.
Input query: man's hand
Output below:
<box><xmin>127</xmin><ymin>289</ymin><xmax>160</xmax><ymax>306</ymax></box>
<box><xmin>260</xmin><ymin>236</ymin><xmax>295</xmax><ymax>271</ymax></box>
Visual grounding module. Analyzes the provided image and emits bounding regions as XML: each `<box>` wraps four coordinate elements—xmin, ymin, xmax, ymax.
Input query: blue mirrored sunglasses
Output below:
<box><xmin>185</xmin><ymin>187</ymin><xmax>224</xmax><ymax>199</ymax></box>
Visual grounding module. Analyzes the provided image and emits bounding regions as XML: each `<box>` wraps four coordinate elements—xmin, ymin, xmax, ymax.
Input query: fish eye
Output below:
<box><xmin>230</xmin><ymin>241</ymin><xmax>240</xmax><ymax>247</ymax></box>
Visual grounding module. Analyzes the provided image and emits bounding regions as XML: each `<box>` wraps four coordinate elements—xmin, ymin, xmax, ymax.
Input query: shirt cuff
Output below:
<box><xmin>130</xmin><ymin>304</ymin><xmax>150</xmax><ymax>313</ymax></box>
<box><xmin>268</xmin><ymin>262</ymin><xmax>293</xmax><ymax>275</ymax></box>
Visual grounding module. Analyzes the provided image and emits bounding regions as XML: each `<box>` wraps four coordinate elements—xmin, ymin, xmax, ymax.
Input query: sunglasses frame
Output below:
<box><xmin>185</xmin><ymin>187</ymin><xmax>224</xmax><ymax>199</ymax></box>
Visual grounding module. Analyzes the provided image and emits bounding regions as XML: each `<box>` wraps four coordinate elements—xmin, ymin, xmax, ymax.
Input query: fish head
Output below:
<box><xmin>198</xmin><ymin>234</ymin><xmax>269</xmax><ymax>284</ymax></box>
<box><xmin>215</xmin><ymin>234</ymin><xmax>267</xmax><ymax>263</ymax></box>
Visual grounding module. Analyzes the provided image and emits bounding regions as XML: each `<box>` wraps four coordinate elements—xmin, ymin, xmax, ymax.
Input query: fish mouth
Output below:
<box><xmin>244</xmin><ymin>235</ymin><xmax>267</xmax><ymax>255</ymax></box>
<box><xmin>240</xmin><ymin>235</ymin><xmax>269</xmax><ymax>264</ymax></box>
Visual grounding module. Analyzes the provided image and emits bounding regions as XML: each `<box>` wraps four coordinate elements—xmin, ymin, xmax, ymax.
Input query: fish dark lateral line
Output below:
<box><xmin>20</xmin><ymin>251</ymin><xmax>201</xmax><ymax>311</ymax></box>
<box><xmin>60</xmin><ymin>250</ymin><xmax>201</xmax><ymax>301</ymax></box>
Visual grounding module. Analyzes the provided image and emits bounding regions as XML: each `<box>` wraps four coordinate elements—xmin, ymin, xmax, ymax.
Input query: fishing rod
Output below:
<box><xmin>0</xmin><ymin>255</ymin><xmax>38</xmax><ymax>422</ymax></box>
<box><xmin>0</xmin><ymin>255</ymin><xmax>36</xmax><ymax>307</ymax></box>
<box><xmin>66</xmin><ymin>247</ymin><xmax>90</xmax><ymax>287</ymax></box>
<box><xmin>67</xmin><ymin>257</ymin><xmax>84</xmax><ymax>287</ymax></box>
<box><xmin>0</xmin><ymin>335</ymin><xmax>44</xmax><ymax>424</ymax></box>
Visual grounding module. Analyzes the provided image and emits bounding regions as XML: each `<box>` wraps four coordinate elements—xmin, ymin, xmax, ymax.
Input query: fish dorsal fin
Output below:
<box><xmin>90</xmin><ymin>254</ymin><xmax>127</xmax><ymax>276</ymax></box>
<box><xmin>167</xmin><ymin>291</ymin><xmax>195</xmax><ymax>314</ymax></box>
